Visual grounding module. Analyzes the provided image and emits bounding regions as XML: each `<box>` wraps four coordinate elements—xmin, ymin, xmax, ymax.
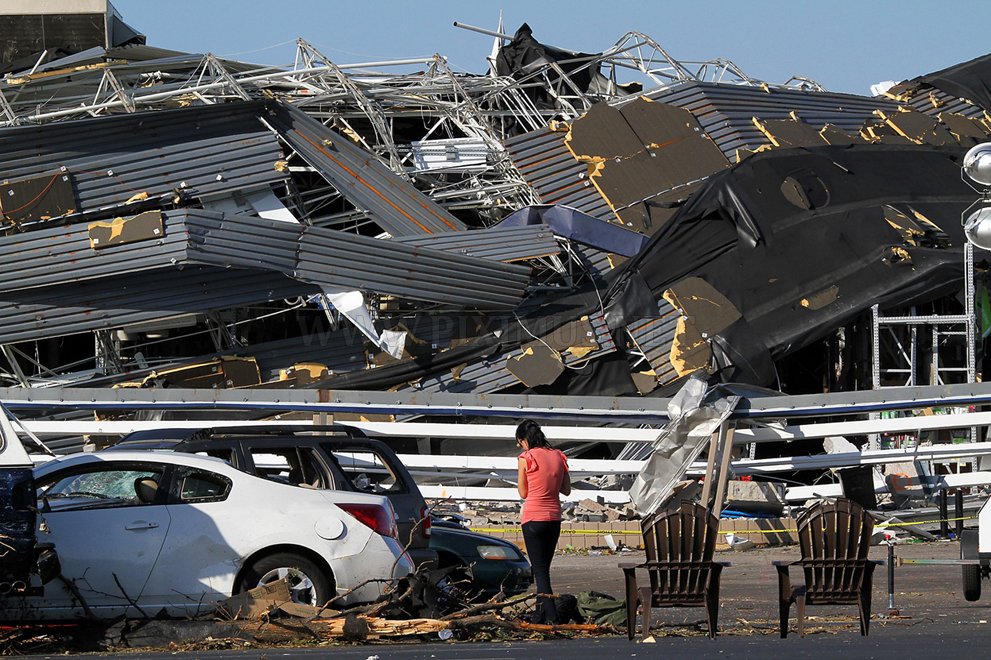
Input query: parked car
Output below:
<box><xmin>111</xmin><ymin>426</ymin><xmax>436</xmax><ymax>570</ymax></box>
<box><xmin>1</xmin><ymin>450</ymin><xmax>412</xmax><ymax>620</ymax></box>
<box><xmin>429</xmin><ymin>517</ymin><xmax>532</xmax><ymax>600</ymax></box>
<box><xmin>111</xmin><ymin>426</ymin><xmax>531</xmax><ymax>599</ymax></box>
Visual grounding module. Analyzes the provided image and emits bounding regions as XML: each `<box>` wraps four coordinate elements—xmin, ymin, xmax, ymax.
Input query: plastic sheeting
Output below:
<box><xmin>607</xmin><ymin>143</ymin><xmax>975</xmax><ymax>387</ymax></box>
<box><xmin>629</xmin><ymin>374</ymin><xmax>739</xmax><ymax>515</ymax></box>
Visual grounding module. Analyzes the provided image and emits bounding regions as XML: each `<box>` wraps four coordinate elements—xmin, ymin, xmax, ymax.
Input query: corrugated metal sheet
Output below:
<box><xmin>394</xmin><ymin>224</ymin><xmax>559</xmax><ymax>263</ymax></box>
<box><xmin>186</xmin><ymin>211</ymin><xmax>531</xmax><ymax>308</ymax></box>
<box><xmin>650</xmin><ymin>82</ymin><xmax>904</xmax><ymax>159</ymax></box>
<box><xmin>0</xmin><ymin>213</ymin><xmax>189</xmax><ymax>292</ymax></box>
<box><xmin>571</xmin><ymin>243</ymin><xmax>617</xmax><ymax>282</ymax></box>
<box><xmin>266</xmin><ymin>103</ymin><xmax>468</xmax><ymax>236</ymax></box>
<box><xmin>0</xmin><ymin>208</ymin><xmax>531</xmax><ymax>309</ymax></box>
<box><xmin>0</xmin><ymin>102</ymin><xmax>287</xmax><ymax>216</ymax></box>
<box><xmin>0</xmin><ymin>267</ymin><xmax>313</xmax><ymax>344</ymax></box>
<box><xmin>503</xmin><ymin>84</ymin><xmax>903</xmax><ymax>223</ymax></box>
<box><xmin>899</xmin><ymin>87</ymin><xmax>986</xmax><ymax>120</ymax></box>
<box><xmin>244</xmin><ymin>332</ymin><xmax>370</xmax><ymax>379</ymax></box>
<box><xmin>625</xmin><ymin>299</ymin><xmax>681</xmax><ymax>386</ymax></box>
<box><xmin>295</xmin><ymin>222</ymin><xmax>529</xmax><ymax>309</ymax></box>
<box><xmin>502</xmin><ymin>127</ymin><xmax>613</xmax><ymax>220</ymax></box>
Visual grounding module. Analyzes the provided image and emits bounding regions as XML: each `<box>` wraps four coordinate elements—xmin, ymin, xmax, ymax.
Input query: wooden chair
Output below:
<box><xmin>774</xmin><ymin>498</ymin><xmax>881</xmax><ymax>638</ymax></box>
<box><xmin>620</xmin><ymin>501</ymin><xmax>726</xmax><ymax>639</ymax></box>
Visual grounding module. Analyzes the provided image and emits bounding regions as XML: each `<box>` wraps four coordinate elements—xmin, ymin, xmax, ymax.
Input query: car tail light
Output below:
<box><xmin>337</xmin><ymin>503</ymin><xmax>398</xmax><ymax>539</ymax></box>
<box><xmin>419</xmin><ymin>505</ymin><xmax>431</xmax><ymax>539</ymax></box>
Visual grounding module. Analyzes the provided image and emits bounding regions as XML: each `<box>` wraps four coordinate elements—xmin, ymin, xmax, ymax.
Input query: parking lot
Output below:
<box><xmin>554</xmin><ymin>540</ymin><xmax>986</xmax><ymax>636</ymax></box>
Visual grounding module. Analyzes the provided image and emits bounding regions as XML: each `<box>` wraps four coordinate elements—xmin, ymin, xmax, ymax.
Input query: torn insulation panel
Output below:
<box><xmin>0</xmin><ymin>170</ymin><xmax>76</xmax><ymax>224</ymax></box>
<box><xmin>819</xmin><ymin>123</ymin><xmax>863</xmax><ymax>144</ymax></box>
<box><xmin>752</xmin><ymin>116</ymin><xmax>825</xmax><ymax>148</ymax></box>
<box><xmin>875</xmin><ymin>109</ymin><xmax>956</xmax><ymax>145</ymax></box>
<box><xmin>938</xmin><ymin>112</ymin><xmax>989</xmax><ymax>144</ymax></box>
<box><xmin>88</xmin><ymin>210</ymin><xmax>163</xmax><ymax>249</ymax></box>
<box><xmin>565</xmin><ymin>98</ymin><xmax>728</xmax><ymax>229</ymax></box>
<box><xmin>505</xmin><ymin>343</ymin><xmax>565</xmax><ymax>388</ymax></box>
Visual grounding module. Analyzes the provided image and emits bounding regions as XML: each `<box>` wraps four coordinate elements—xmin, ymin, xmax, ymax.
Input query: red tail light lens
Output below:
<box><xmin>419</xmin><ymin>505</ymin><xmax>431</xmax><ymax>539</ymax></box>
<box><xmin>337</xmin><ymin>503</ymin><xmax>398</xmax><ymax>538</ymax></box>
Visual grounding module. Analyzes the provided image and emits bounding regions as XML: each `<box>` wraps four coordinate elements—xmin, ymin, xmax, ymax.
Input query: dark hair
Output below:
<box><xmin>516</xmin><ymin>419</ymin><xmax>550</xmax><ymax>449</ymax></box>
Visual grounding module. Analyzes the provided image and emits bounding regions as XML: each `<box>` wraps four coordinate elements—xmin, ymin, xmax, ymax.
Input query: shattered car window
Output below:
<box><xmin>38</xmin><ymin>466</ymin><xmax>165</xmax><ymax>512</ymax></box>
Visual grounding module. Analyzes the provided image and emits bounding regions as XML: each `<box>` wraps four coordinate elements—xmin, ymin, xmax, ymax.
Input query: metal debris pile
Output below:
<box><xmin>0</xmin><ymin>3</ymin><xmax>988</xmax><ymax>423</ymax></box>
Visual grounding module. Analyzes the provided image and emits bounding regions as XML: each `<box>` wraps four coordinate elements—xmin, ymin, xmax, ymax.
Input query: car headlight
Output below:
<box><xmin>477</xmin><ymin>545</ymin><xmax>519</xmax><ymax>560</ymax></box>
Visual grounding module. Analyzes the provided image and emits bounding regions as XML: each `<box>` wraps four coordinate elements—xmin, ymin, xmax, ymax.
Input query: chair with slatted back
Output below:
<box><xmin>774</xmin><ymin>498</ymin><xmax>882</xmax><ymax>638</ymax></box>
<box><xmin>619</xmin><ymin>501</ymin><xmax>726</xmax><ymax>639</ymax></box>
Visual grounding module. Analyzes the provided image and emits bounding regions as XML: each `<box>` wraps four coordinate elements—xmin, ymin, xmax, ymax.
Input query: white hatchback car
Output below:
<box><xmin>1</xmin><ymin>450</ymin><xmax>412</xmax><ymax>620</ymax></box>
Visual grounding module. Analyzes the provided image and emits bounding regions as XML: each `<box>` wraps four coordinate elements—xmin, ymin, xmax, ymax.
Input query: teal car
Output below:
<box><xmin>430</xmin><ymin>517</ymin><xmax>532</xmax><ymax>600</ymax></box>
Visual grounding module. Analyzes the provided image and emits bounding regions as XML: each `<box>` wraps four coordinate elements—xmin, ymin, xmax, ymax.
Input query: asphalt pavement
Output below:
<box><xmin>22</xmin><ymin>540</ymin><xmax>991</xmax><ymax>659</ymax></box>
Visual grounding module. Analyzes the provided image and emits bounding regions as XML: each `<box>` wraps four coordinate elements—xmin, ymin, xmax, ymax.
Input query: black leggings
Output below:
<box><xmin>522</xmin><ymin>520</ymin><xmax>561</xmax><ymax>624</ymax></box>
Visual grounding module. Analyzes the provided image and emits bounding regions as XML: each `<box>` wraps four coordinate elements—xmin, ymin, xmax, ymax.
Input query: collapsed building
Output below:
<box><xmin>0</xmin><ymin>2</ymin><xmax>990</xmax><ymax>478</ymax></box>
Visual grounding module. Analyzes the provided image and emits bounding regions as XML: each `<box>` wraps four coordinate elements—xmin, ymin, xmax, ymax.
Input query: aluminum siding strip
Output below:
<box><xmin>268</xmin><ymin>104</ymin><xmax>467</xmax><ymax>236</ymax></box>
<box><xmin>394</xmin><ymin>224</ymin><xmax>560</xmax><ymax>262</ymax></box>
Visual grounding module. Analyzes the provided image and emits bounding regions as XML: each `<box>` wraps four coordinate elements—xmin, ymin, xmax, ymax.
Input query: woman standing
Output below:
<box><xmin>516</xmin><ymin>419</ymin><xmax>571</xmax><ymax>624</ymax></box>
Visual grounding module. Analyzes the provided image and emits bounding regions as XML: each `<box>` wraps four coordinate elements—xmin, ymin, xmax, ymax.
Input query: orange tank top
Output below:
<box><xmin>520</xmin><ymin>447</ymin><xmax>568</xmax><ymax>523</ymax></box>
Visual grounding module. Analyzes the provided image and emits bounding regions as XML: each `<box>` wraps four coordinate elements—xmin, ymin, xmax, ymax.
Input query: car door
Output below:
<box><xmin>33</xmin><ymin>461</ymin><xmax>171</xmax><ymax>616</ymax></box>
<box><xmin>139</xmin><ymin>466</ymin><xmax>236</xmax><ymax>615</ymax></box>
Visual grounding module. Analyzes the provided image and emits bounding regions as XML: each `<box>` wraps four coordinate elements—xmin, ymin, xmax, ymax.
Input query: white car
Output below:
<box><xmin>1</xmin><ymin>450</ymin><xmax>413</xmax><ymax>620</ymax></box>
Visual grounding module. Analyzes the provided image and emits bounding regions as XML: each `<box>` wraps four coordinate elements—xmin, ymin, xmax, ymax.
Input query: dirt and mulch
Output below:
<box><xmin>0</xmin><ymin>567</ymin><xmax>620</xmax><ymax>655</ymax></box>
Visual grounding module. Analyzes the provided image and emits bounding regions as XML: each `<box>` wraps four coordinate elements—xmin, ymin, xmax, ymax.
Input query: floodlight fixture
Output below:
<box><xmin>965</xmin><ymin>206</ymin><xmax>991</xmax><ymax>251</ymax></box>
<box><xmin>963</xmin><ymin>142</ymin><xmax>991</xmax><ymax>187</ymax></box>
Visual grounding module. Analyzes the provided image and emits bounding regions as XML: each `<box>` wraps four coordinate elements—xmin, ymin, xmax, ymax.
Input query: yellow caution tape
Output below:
<box><xmin>469</xmin><ymin>515</ymin><xmax>979</xmax><ymax>538</ymax></box>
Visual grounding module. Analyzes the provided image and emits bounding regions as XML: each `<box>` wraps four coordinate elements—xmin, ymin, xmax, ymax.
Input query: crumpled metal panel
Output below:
<box><xmin>265</xmin><ymin>103</ymin><xmax>467</xmax><ymax>236</ymax></box>
<box><xmin>0</xmin><ymin>267</ymin><xmax>312</xmax><ymax>344</ymax></box>
<box><xmin>0</xmin><ymin>208</ymin><xmax>530</xmax><ymax>309</ymax></box>
<box><xmin>0</xmin><ymin>102</ymin><xmax>287</xmax><ymax>217</ymax></box>
<box><xmin>629</xmin><ymin>375</ymin><xmax>739</xmax><ymax>515</ymax></box>
<box><xmin>403</xmin><ymin>310</ymin><xmax>617</xmax><ymax>394</ymax></box>
<box><xmin>295</xmin><ymin>223</ymin><xmax>529</xmax><ymax>308</ymax></box>
<box><xmin>394</xmin><ymin>223</ymin><xmax>559</xmax><ymax>263</ymax></box>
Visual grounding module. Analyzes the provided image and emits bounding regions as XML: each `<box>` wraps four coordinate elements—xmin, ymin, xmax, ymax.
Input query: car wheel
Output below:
<box><xmin>241</xmin><ymin>553</ymin><xmax>333</xmax><ymax>607</ymax></box>
<box><xmin>963</xmin><ymin>564</ymin><xmax>982</xmax><ymax>602</ymax></box>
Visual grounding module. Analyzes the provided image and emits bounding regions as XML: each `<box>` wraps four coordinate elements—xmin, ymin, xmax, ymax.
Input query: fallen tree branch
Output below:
<box><xmin>440</xmin><ymin>592</ymin><xmax>534</xmax><ymax>620</ymax></box>
<box><xmin>112</xmin><ymin>572</ymin><xmax>148</xmax><ymax>619</ymax></box>
<box><xmin>309</xmin><ymin>613</ymin><xmax>616</xmax><ymax>639</ymax></box>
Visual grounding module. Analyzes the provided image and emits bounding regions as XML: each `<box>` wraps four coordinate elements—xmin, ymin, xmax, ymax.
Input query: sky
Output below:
<box><xmin>111</xmin><ymin>1</ymin><xmax>991</xmax><ymax>96</ymax></box>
